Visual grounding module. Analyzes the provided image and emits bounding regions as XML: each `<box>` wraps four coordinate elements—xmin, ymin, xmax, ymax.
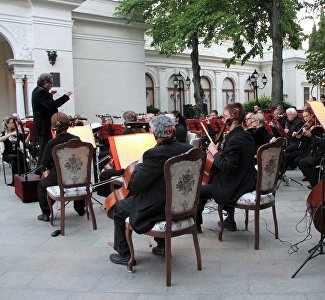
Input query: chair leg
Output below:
<box><xmin>2</xmin><ymin>160</ymin><xmax>7</xmax><ymax>184</ymax></box>
<box><xmin>254</xmin><ymin>209</ymin><xmax>260</xmax><ymax>250</ymax></box>
<box><xmin>218</xmin><ymin>205</ymin><xmax>224</xmax><ymax>241</ymax></box>
<box><xmin>272</xmin><ymin>204</ymin><xmax>279</xmax><ymax>239</ymax></box>
<box><xmin>85</xmin><ymin>201</ymin><xmax>90</xmax><ymax>220</ymax></box>
<box><xmin>192</xmin><ymin>230</ymin><xmax>202</xmax><ymax>271</ymax></box>
<box><xmin>60</xmin><ymin>201</ymin><xmax>65</xmax><ymax>236</ymax></box>
<box><xmin>245</xmin><ymin>209</ymin><xmax>249</xmax><ymax>231</ymax></box>
<box><xmin>87</xmin><ymin>197</ymin><xmax>97</xmax><ymax>230</ymax></box>
<box><xmin>47</xmin><ymin>195</ymin><xmax>54</xmax><ymax>226</ymax></box>
<box><xmin>165</xmin><ymin>236</ymin><xmax>172</xmax><ymax>287</ymax></box>
<box><xmin>125</xmin><ymin>224</ymin><xmax>135</xmax><ymax>273</ymax></box>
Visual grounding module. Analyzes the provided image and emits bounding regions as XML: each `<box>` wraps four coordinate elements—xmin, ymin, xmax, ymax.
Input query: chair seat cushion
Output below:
<box><xmin>47</xmin><ymin>185</ymin><xmax>92</xmax><ymax>198</ymax></box>
<box><xmin>237</xmin><ymin>191</ymin><xmax>274</xmax><ymax>206</ymax></box>
<box><xmin>126</xmin><ymin>217</ymin><xmax>195</xmax><ymax>232</ymax></box>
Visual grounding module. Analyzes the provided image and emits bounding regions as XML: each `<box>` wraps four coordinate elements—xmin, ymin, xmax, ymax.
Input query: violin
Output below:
<box><xmin>105</xmin><ymin>161</ymin><xmax>137</xmax><ymax>219</ymax></box>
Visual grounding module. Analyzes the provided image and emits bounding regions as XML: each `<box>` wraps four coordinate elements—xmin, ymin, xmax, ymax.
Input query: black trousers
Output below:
<box><xmin>196</xmin><ymin>184</ymin><xmax>234</xmax><ymax>226</ymax></box>
<box><xmin>3</xmin><ymin>153</ymin><xmax>25</xmax><ymax>183</ymax></box>
<box><xmin>298</xmin><ymin>155</ymin><xmax>322</xmax><ymax>187</ymax></box>
<box><xmin>283</xmin><ymin>150</ymin><xmax>307</xmax><ymax>173</ymax></box>
<box><xmin>38</xmin><ymin>175</ymin><xmax>85</xmax><ymax>216</ymax></box>
<box><xmin>113</xmin><ymin>197</ymin><xmax>164</xmax><ymax>257</ymax></box>
<box><xmin>36</xmin><ymin>134</ymin><xmax>52</xmax><ymax>173</ymax></box>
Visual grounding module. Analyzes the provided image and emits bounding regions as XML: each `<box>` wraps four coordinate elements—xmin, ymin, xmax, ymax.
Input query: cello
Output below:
<box><xmin>200</xmin><ymin>120</ymin><xmax>227</xmax><ymax>185</ymax></box>
<box><xmin>105</xmin><ymin>161</ymin><xmax>137</xmax><ymax>219</ymax></box>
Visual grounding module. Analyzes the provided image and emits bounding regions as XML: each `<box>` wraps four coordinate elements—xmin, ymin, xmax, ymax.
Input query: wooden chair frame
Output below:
<box><xmin>126</xmin><ymin>148</ymin><xmax>206</xmax><ymax>286</ymax></box>
<box><xmin>47</xmin><ymin>140</ymin><xmax>97</xmax><ymax>236</ymax></box>
<box><xmin>218</xmin><ymin>137</ymin><xmax>284</xmax><ymax>250</ymax></box>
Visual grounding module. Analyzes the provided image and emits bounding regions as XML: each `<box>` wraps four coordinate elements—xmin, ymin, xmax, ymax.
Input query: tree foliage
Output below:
<box><xmin>298</xmin><ymin>10</ymin><xmax>325</xmax><ymax>85</ymax></box>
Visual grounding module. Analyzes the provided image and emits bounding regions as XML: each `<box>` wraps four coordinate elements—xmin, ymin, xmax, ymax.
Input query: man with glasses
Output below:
<box><xmin>32</xmin><ymin>73</ymin><xmax>72</xmax><ymax>173</ymax></box>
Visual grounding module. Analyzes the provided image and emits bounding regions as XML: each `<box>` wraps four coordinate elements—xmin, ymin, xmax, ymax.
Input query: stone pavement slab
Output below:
<box><xmin>0</xmin><ymin>169</ymin><xmax>325</xmax><ymax>299</ymax></box>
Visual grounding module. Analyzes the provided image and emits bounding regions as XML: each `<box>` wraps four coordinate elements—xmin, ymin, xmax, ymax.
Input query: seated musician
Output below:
<box><xmin>109</xmin><ymin>115</ymin><xmax>192</xmax><ymax>265</ymax></box>
<box><xmin>273</xmin><ymin>107</ymin><xmax>287</xmax><ymax>129</ymax></box>
<box><xmin>98</xmin><ymin>110</ymin><xmax>143</xmax><ymax>197</ymax></box>
<box><xmin>250</xmin><ymin>113</ymin><xmax>273</xmax><ymax>152</ymax></box>
<box><xmin>172</xmin><ymin>111</ymin><xmax>187</xmax><ymax>143</ymax></box>
<box><xmin>197</xmin><ymin>103</ymin><xmax>256</xmax><ymax>232</ymax></box>
<box><xmin>320</xmin><ymin>95</ymin><xmax>325</xmax><ymax>106</ymax></box>
<box><xmin>37</xmin><ymin>112</ymin><xmax>85</xmax><ymax>222</ymax></box>
<box><xmin>1</xmin><ymin>116</ymin><xmax>30</xmax><ymax>186</ymax></box>
<box><xmin>210</xmin><ymin>110</ymin><xmax>220</xmax><ymax>119</ymax></box>
<box><xmin>284</xmin><ymin>107</ymin><xmax>304</xmax><ymax>154</ymax></box>
<box><xmin>245</xmin><ymin>112</ymin><xmax>256</xmax><ymax>133</ymax></box>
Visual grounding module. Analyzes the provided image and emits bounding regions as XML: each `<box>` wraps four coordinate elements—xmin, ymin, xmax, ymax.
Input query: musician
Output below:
<box><xmin>0</xmin><ymin>116</ymin><xmax>30</xmax><ymax>186</ymax></box>
<box><xmin>37</xmin><ymin>112</ymin><xmax>85</xmax><ymax>222</ymax></box>
<box><xmin>32</xmin><ymin>73</ymin><xmax>72</xmax><ymax>174</ymax></box>
<box><xmin>172</xmin><ymin>111</ymin><xmax>187</xmax><ymax>143</ymax></box>
<box><xmin>250</xmin><ymin>113</ymin><xmax>272</xmax><ymax>153</ymax></box>
<box><xmin>273</xmin><ymin>108</ymin><xmax>287</xmax><ymax>129</ymax></box>
<box><xmin>210</xmin><ymin>110</ymin><xmax>219</xmax><ymax>119</ymax></box>
<box><xmin>122</xmin><ymin>111</ymin><xmax>144</xmax><ymax>134</ymax></box>
<box><xmin>197</xmin><ymin>103</ymin><xmax>256</xmax><ymax>232</ymax></box>
<box><xmin>284</xmin><ymin>107</ymin><xmax>304</xmax><ymax>153</ymax></box>
<box><xmin>320</xmin><ymin>95</ymin><xmax>325</xmax><ymax>106</ymax></box>
<box><xmin>109</xmin><ymin>115</ymin><xmax>192</xmax><ymax>265</ymax></box>
<box><xmin>245</xmin><ymin>112</ymin><xmax>256</xmax><ymax>132</ymax></box>
<box><xmin>283</xmin><ymin>109</ymin><xmax>312</xmax><ymax>174</ymax></box>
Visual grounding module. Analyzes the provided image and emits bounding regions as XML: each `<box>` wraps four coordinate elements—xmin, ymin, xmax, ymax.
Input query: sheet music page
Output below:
<box><xmin>137</xmin><ymin>133</ymin><xmax>156</xmax><ymax>154</ymax></box>
<box><xmin>113</xmin><ymin>133</ymin><xmax>156</xmax><ymax>169</ymax></box>
<box><xmin>307</xmin><ymin>101</ymin><xmax>325</xmax><ymax>129</ymax></box>
<box><xmin>67</xmin><ymin>126</ymin><xmax>96</xmax><ymax>148</ymax></box>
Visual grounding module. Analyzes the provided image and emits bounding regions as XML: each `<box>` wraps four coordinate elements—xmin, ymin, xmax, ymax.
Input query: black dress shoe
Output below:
<box><xmin>152</xmin><ymin>246</ymin><xmax>165</xmax><ymax>256</ymax></box>
<box><xmin>218</xmin><ymin>217</ymin><xmax>237</xmax><ymax>231</ymax></box>
<box><xmin>37</xmin><ymin>214</ymin><xmax>50</xmax><ymax>222</ymax></box>
<box><xmin>109</xmin><ymin>253</ymin><xmax>136</xmax><ymax>266</ymax></box>
<box><xmin>196</xmin><ymin>225</ymin><xmax>203</xmax><ymax>234</ymax></box>
<box><xmin>6</xmin><ymin>182</ymin><xmax>14</xmax><ymax>187</ymax></box>
<box><xmin>307</xmin><ymin>185</ymin><xmax>313</xmax><ymax>190</ymax></box>
<box><xmin>302</xmin><ymin>177</ymin><xmax>308</xmax><ymax>182</ymax></box>
<box><xmin>75</xmin><ymin>209</ymin><xmax>85</xmax><ymax>216</ymax></box>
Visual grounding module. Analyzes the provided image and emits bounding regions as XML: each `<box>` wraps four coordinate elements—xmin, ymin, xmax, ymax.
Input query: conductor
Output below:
<box><xmin>32</xmin><ymin>73</ymin><xmax>72</xmax><ymax>173</ymax></box>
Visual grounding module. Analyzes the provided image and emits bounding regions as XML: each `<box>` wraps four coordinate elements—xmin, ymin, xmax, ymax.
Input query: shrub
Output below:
<box><xmin>243</xmin><ymin>97</ymin><xmax>291</xmax><ymax>113</ymax></box>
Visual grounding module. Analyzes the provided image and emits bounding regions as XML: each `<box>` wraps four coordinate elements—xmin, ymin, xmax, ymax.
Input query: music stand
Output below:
<box><xmin>292</xmin><ymin>101</ymin><xmax>325</xmax><ymax>278</ymax></box>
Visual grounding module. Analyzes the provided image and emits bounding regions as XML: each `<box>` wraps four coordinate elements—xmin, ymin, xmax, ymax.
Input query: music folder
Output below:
<box><xmin>109</xmin><ymin>133</ymin><xmax>156</xmax><ymax>170</ymax></box>
<box><xmin>307</xmin><ymin>100</ymin><xmax>325</xmax><ymax>130</ymax></box>
<box><xmin>67</xmin><ymin>126</ymin><xmax>97</xmax><ymax>148</ymax></box>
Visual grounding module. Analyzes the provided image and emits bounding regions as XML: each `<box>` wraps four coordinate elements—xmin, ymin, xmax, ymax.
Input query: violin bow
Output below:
<box><xmin>200</xmin><ymin>121</ymin><xmax>213</xmax><ymax>143</ymax></box>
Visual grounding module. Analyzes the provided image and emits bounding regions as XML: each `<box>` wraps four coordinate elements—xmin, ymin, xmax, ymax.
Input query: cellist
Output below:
<box><xmin>109</xmin><ymin>115</ymin><xmax>192</xmax><ymax>265</ymax></box>
<box><xmin>196</xmin><ymin>103</ymin><xmax>256</xmax><ymax>232</ymax></box>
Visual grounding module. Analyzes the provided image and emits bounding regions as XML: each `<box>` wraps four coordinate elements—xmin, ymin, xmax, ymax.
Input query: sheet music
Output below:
<box><xmin>307</xmin><ymin>101</ymin><xmax>325</xmax><ymax>129</ymax></box>
<box><xmin>67</xmin><ymin>126</ymin><xmax>96</xmax><ymax>148</ymax></box>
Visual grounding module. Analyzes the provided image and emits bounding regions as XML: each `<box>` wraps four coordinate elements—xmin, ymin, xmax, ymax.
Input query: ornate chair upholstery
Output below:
<box><xmin>46</xmin><ymin>140</ymin><xmax>97</xmax><ymax>236</ymax></box>
<box><xmin>125</xmin><ymin>148</ymin><xmax>206</xmax><ymax>286</ymax></box>
<box><xmin>218</xmin><ymin>137</ymin><xmax>283</xmax><ymax>250</ymax></box>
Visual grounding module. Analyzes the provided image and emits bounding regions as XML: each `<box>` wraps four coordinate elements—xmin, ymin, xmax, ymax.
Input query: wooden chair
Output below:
<box><xmin>218</xmin><ymin>137</ymin><xmax>283</xmax><ymax>250</ymax></box>
<box><xmin>46</xmin><ymin>140</ymin><xmax>97</xmax><ymax>236</ymax></box>
<box><xmin>125</xmin><ymin>148</ymin><xmax>206</xmax><ymax>286</ymax></box>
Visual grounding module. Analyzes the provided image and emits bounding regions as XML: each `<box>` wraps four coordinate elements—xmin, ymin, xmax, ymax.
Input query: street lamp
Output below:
<box><xmin>247</xmin><ymin>69</ymin><xmax>268</xmax><ymax>105</ymax></box>
<box><xmin>170</xmin><ymin>72</ymin><xmax>191</xmax><ymax>110</ymax></box>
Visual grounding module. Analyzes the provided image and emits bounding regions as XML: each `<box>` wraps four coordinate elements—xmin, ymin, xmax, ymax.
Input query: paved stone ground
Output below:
<box><xmin>0</xmin><ymin>166</ymin><xmax>325</xmax><ymax>300</ymax></box>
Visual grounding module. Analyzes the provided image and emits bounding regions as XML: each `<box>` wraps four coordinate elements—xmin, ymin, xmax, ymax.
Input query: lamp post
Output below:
<box><xmin>170</xmin><ymin>71</ymin><xmax>191</xmax><ymax>111</ymax></box>
<box><xmin>247</xmin><ymin>69</ymin><xmax>267</xmax><ymax>106</ymax></box>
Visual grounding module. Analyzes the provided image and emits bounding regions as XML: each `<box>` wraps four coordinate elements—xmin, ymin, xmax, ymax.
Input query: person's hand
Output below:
<box><xmin>284</xmin><ymin>129</ymin><xmax>289</xmax><ymax>134</ymax></box>
<box><xmin>65</xmin><ymin>91</ymin><xmax>73</xmax><ymax>97</ymax></box>
<box><xmin>208</xmin><ymin>142</ymin><xmax>218</xmax><ymax>156</ymax></box>
<box><xmin>137</xmin><ymin>155</ymin><xmax>143</xmax><ymax>164</ymax></box>
<box><xmin>292</xmin><ymin>131</ymin><xmax>297</xmax><ymax>137</ymax></box>
<box><xmin>303</xmin><ymin>129</ymin><xmax>312</xmax><ymax>137</ymax></box>
<box><xmin>10</xmin><ymin>131</ymin><xmax>17</xmax><ymax>137</ymax></box>
<box><xmin>50</xmin><ymin>90</ymin><xmax>57</xmax><ymax>95</ymax></box>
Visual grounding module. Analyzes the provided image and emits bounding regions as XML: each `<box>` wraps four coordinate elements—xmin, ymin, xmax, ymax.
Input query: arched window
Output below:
<box><xmin>145</xmin><ymin>73</ymin><xmax>155</xmax><ymax>107</ymax></box>
<box><xmin>222</xmin><ymin>78</ymin><xmax>235</xmax><ymax>105</ymax></box>
<box><xmin>244</xmin><ymin>78</ymin><xmax>255</xmax><ymax>101</ymax></box>
<box><xmin>201</xmin><ymin>76</ymin><xmax>211</xmax><ymax>114</ymax></box>
<box><xmin>168</xmin><ymin>75</ymin><xmax>185</xmax><ymax>113</ymax></box>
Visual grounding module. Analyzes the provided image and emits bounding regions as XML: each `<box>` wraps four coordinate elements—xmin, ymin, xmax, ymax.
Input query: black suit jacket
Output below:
<box><xmin>210</xmin><ymin>126</ymin><xmax>256</xmax><ymax>205</ymax></box>
<box><xmin>32</xmin><ymin>86</ymin><xmax>69</xmax><ymax>136</ymax></box>
<box><xmin>128</xmin><ymin>139</ymin><xmax>192</xmax><ymax>234</ymax></box>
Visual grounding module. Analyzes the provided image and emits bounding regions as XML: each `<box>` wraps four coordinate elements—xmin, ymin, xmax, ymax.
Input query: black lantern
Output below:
<box><xmin>170</xmin><ymin>71</ymin><xmax>191</xmax><ymax>111</ymax></box>
<box><xmin>247</xmin><ymin>69</ymin><xmax>267</xmax><ymax>105</ymax></box>
<box><xmin>47</xmin><ymin>51</ymin><xmax>57</xmax><ymax>66</ymax></box>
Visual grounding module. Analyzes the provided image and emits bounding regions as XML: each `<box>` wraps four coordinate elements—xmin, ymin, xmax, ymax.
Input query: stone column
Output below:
<box><xmin>25</xmin><ymin>74</ymin><xmax>34</xmax><ymax>116</ymax></box>
<box><xmin>13</xmin><ymin>73</ymin><xmax>26</xmax><ymax>118</ymax></box>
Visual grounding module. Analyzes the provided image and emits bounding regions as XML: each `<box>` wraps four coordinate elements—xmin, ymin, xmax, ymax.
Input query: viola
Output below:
<box><xmin>105</xmin><ymin>161</ymin><xmax>137</xmax><ymax>219</ymax></box>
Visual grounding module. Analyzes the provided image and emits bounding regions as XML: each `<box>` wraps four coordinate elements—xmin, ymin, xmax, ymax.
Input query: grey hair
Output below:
<box><xmin>149</xmin><ymin>115</ymin><xmax>175</xmax><ymax>138</ymax></box>
<box><xmin>37</xmin><ymin>73</ymin><xmax>53</xmax><ymax>86</ymax></box>
<box><xmin>286</xmin><ymin>107</ymin><xmax>297</xmax><ymax>116</ymax></box>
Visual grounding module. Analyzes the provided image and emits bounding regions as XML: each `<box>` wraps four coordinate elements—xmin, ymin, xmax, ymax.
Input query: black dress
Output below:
<box><xmin>1</xmin><ymin>131</ymin><xmax>25</xmax><ymax>184</ymax></box>
<box><xmin>175</xmin><ymin>124</ymin><xmax>187</xmax><ymax>143</ymax></box>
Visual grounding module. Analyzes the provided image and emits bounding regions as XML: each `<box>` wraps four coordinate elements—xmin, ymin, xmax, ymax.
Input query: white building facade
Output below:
<box><xmin>0</xmin><ymin>0</ymin><xmax>321</xmax><ymax>124</ymax></box>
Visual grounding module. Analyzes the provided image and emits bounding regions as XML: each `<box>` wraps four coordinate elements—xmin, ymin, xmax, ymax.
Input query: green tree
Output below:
<box><xmin>225</xmin><ymin>0</ymin><xmax>303</xmax><ymax>105</ymax></box>
<box><xmin>299</xmin><ymin>10</ymin><xmax>325</xmax><ymax>85</ymax></box>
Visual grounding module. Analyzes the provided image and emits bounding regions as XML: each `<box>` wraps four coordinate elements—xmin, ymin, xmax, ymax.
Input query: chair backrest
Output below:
<box><xmin>52</xmin><ymin>139</ymin><xmax>93</xmax><ymax>191</ymax></box>
<box><xmin>164</xmin><ymin>148</ymin><xmax>205</xmax><ymax>225</ymax></box>
<box><xmin>256</xmin><ymin>137</ymin><xmax>283</xmax><ymax>196</ymax></box>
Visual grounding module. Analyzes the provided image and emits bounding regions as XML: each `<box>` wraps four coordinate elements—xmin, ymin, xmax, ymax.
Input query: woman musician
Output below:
<box><xmin>0</xmin><ymin>115</ymin><xmax>30</xmax><ymax>186</ymax></box>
